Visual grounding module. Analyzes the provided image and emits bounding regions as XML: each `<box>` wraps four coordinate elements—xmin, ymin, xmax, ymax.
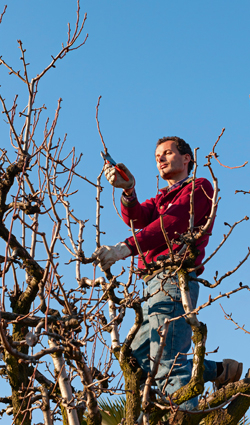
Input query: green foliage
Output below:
<box><xmin>96</xmin><ymin>395</ymin><xmax>250</xmax><ymax>425</ymax></box>
<box><xmin>97</xmin><ymin>397</ymin><xmax>126</xmax><ymax>425</ymax></box>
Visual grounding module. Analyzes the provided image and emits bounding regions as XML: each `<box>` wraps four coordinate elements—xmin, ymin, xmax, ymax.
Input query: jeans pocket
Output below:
<box><xmin>148</xmin><ymin>301</ymin><xmax>175</xmax><ymax>318</ymax></box>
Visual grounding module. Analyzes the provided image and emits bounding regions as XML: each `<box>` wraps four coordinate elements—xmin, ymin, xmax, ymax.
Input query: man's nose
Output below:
<box><xmin>158</xmin><ymin>154</ymin><xmax>164</xmax><ymax>162</ymax></box>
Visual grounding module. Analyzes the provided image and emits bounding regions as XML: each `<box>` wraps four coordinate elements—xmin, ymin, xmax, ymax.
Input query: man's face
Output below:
<box><xmin>155</xmin><ymin>140</ymin><xmax>190</xmax><ymax>181</ymax></box>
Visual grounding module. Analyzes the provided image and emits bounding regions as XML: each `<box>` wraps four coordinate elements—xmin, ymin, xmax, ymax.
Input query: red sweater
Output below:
<box><xmin>121</xmin><ymin>177</ymin><xmax>214</xmax><ymax>276</ymax></box>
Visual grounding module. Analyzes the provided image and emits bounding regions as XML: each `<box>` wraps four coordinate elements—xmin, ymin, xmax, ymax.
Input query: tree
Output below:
<box><xmin>0</xmin><ymin>2</ymin><xmax>250</xmax><ymax>425</ymax></box>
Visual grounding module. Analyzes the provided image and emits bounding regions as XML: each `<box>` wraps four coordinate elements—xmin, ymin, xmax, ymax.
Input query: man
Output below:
<box><xmin>94</xmin><ymin>137</ymin><xmax>242</xmax><ymax>408</ymax></box>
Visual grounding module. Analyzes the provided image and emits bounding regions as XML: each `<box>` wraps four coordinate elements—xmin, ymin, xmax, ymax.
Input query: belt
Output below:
<box><xmin>142</xmin><ymin>266</ymin><xmax>168</xmax><ymax>284</ymax></box>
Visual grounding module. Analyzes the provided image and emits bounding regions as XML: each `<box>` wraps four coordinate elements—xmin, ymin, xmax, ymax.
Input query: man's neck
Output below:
<box><xmin>167</xmin><ymin>175</ymin><xmax>189</xmax><ymax>188</ymax></box>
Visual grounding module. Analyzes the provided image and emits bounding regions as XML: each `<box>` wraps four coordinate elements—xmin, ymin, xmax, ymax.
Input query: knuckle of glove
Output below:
<box><xmin>94</xmin><ymin>245</ymin><xmax>107</xmax><ymax>259</ymax></box>
<box><xmin>105</xmin><ymin>171</ymin><xmax>112</xmax><ymax>181</ymax></box>
<box><xmin>116</xmin><ymin>162</ymin><xmax>126</xmax><ymax>171</ymax></box>
<box><xmin>98</xmin><ymin>246</ymin><xmax>110</xmax><ymax>260</ymax></box>
<box><xmin>104</xmin><ymin>163</ymin><xmax>112</xmax><ymax>171</ymax></box>
<box><xmin>105</xmin><ymin>169</ymin><xmax>117</xmax><ymax>185</ymax></box>
<box><xmin>100</xmin><ymin>256</ymin><xmax>114</xmax><ymax>271</ymax></box>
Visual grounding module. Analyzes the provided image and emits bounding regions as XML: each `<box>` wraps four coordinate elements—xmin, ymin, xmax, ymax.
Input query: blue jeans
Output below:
<box><xmin>131</xmin><ymin>271</ymin><xmax>217</xmax><ymax>410</ymax></box>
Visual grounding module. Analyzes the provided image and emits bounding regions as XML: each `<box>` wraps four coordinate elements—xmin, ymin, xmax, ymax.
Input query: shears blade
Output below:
<box><xmin>100</xmin><ymin>151</ymin><xmax>129</xmax><ymax>182</ymax></box>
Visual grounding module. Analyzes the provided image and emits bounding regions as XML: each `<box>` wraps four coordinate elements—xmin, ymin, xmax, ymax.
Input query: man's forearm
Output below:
<box><xmin>123</xmin><ymin>187</ymin><xmax>134</xmax><ymax>196</ymax></box>
<box><xmin>121</xmin><ymin>189</ymin><xmax>157</xmax><ymax>229</ymax></box>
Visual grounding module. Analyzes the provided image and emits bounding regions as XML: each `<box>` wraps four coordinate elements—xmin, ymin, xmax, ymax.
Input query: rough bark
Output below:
<box><xmin>115</xmin><ymin>346</ymin><xmax>142</xmax><ymax>425</ymax></box>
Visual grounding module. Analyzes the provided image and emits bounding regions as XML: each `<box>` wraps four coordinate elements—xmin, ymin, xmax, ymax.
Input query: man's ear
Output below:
<box><xmin>183</xmin><ymin>153</ymin><xmax>191</xmax><ymax>166</ymax></box>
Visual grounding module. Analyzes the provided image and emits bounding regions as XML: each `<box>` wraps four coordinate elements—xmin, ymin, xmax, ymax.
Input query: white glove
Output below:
<box><xmin>93</xmin><ymin>242</ymin><xmax>131</xmax><ymax>271</ymax></box>
<box><xmin>104</xmin><ymin>162</ymin><xmax>135</xmax><ymax>190</ymax></box>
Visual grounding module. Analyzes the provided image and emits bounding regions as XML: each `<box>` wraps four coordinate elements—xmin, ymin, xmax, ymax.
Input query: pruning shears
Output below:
<box><xmin>101</xmin><ymin>151</ymin><xmax>129</xmax><ymax>182</ymax></box>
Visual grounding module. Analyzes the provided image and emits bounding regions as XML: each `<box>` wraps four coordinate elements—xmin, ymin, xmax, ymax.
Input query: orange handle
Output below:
<box><xmin>115</xmin><ymin>165</ymin><xmax>129</xmax><ymax>181</ymax></box>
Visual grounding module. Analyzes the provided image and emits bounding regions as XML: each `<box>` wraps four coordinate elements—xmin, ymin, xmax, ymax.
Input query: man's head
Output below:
<box><xmin>155</xmin><ymin>137</ymin><xmax>194</xmax><ymax>183</ymax></box>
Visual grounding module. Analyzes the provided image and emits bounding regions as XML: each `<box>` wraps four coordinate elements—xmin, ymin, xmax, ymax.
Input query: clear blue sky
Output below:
<box><xmin>0</xmin><ymin>0</ymin><xmax>250</xmax><ymax>421</ymax></box>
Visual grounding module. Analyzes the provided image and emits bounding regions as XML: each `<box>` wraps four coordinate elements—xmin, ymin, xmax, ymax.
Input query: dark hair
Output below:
<box><xmin>156</xmin><ymin>136</ymin><xmax>194</xmax><ymax>175</ymax></box>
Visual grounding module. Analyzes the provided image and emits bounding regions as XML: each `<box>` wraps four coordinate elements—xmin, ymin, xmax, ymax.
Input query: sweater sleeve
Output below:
<box><xmin>121</xmin><ymin>189</ymin><xmax>159</xmax><ymax>229</ymax></box>
<box><xmin>124</xmin><ymin>179</ymin><xmax>213</xmax><ymax>256</ymax></box>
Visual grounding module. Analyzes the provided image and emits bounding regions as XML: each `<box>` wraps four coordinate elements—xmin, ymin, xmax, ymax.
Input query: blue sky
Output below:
<box><xmin>0</xmin><ymin>0</ymin><xmax>250</xmax><ymax>421</ymax></box>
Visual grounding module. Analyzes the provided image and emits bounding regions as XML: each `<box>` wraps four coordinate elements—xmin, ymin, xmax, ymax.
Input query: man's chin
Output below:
<box><xmin>159</xmin><ymin>170</ymin><xmax>170</xmax><ymax>180</ymax></box>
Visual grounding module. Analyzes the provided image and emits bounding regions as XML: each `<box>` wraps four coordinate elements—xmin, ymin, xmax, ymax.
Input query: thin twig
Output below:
<box><xmin>190</xmin><ymin>216</ymin><xmax>249</xmax><ymax>273</ymax></box>
<box><xmin>0</xmin><ymin>5</ymin><xmax>7</xmax><ymax>24</ymax></box>
<box><xmin>160</xmin><ymin>215</ymin><xmax>174</xmax><ymax>261</ymax></box>
<box><xmin>209</xmin><ymin>128</ymin><xmax>248</xmax><ymax>169</ymax></box>
<box><xmin>96</xmin><ymin>167</ymin><xmax>104</xmax><ymax>248</ymax></box>
<box><xmin>189</xmin><ymin>147</ymin><xmax>199</xmax><ymax>232</ymax></box>
<box><xmin>220</xmin><ymin>304</ymin><xmax>250</xmax><ymax>335</ymax></box>
<box><xmin>112</xmin><ymin>187</ymin><xmax>123</xmax><ymax>221</ymax></box>
<box><xmin>96</xmin><ymin>96</ymin><xmax>107</xmax><ymax>155</ymax></box>
<box><xmin>130</xmin><ymin>219</ymin><xmax>149</xmax><ymax>270</ymax></box>
<box><xmin>34</xmin><ymin>11</ymin><xmax>88</xmax><ymax>82</ymax></box>
<box><xmin>0</xmin><ymin>95</ymin><xmax>23</xmax><ymax>152</ymax></box>
<box><xmin>156</xmin><ymin>174</ymin><xmax>159</xmax><ymax>195</ymax></box>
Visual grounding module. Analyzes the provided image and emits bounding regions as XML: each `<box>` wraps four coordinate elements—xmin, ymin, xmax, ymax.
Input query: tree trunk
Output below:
<box><xmin>49</xmin><ymin>339</ymin><xmax>80</xmax><ymax>425</ymax></box>
<box><xmin>4</xmin><ymin>323</ymin><xmax>30</xmax><ymax>425</ymax></box>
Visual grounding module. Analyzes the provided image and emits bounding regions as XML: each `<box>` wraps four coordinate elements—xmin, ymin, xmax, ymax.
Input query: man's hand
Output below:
<box><xmin>104</xmin><ymin>162</ymin><xmax>135</xmax><ymax>190</ymax></box>
<box><xmin>93</xmin><ymin>242</ymin><xmax>131</xmax><ymax>271</ymax></box>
